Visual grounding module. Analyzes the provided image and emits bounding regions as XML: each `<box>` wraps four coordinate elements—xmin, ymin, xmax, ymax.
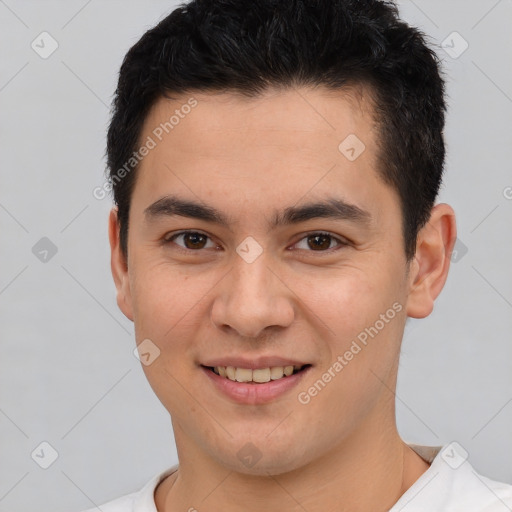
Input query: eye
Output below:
<box><xmin>164</xmin><ymin>231</ymin><xmax>218</xmax><ymax>251</ymax></box>
<box><xmin>163</xmin><ymin>230</ymin><xmax>348</xmax><ymax>254</ymax></box>
<box><xmin>292</xmin><ymin>232</ymin><xmax>347</xmax><ymax>252</ymax></box>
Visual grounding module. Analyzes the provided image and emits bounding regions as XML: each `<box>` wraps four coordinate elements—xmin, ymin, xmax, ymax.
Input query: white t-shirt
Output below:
<box><xmin>81</xmin><ymin>443</ymin><xmax>512</xmax><ymax>511</ymax></box>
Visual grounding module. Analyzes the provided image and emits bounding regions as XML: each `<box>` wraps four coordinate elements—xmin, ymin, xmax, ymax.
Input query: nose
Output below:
<box><xmin>210</xmin><ymin>252</ymin><xmax>295</xmax><ymax>339</ymax></box>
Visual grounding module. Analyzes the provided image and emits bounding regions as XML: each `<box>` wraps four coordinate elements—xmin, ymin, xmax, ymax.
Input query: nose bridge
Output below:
<box><xmin>232</xmin><ymin>252</ymin><xmax>272</xmax><ymax>301</ymax></box>
<box><xmin>211</xmin><ymin>249</ymin><xmax>294</xmax><ymax>338</ymax></box>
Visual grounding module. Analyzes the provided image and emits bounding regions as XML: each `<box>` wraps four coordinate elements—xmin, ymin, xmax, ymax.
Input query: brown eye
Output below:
<box><xmin>294</xmin><ymin>232</ymin><xmax>346</xmax><ymax>252</ymax></box>
<box><xmin>183</xmin><ymin>232</ymin><xmax>207</xmax><ymax>249</ymax></box>
<box><xmin>166</xmin><ymin>231</ymin><xmax>215</xmax><ymax>250</ymax></box>
<box><xmin>307</xmin><ymin>234</ymin><xmax>332</xmax><ymax>251</ymax></box>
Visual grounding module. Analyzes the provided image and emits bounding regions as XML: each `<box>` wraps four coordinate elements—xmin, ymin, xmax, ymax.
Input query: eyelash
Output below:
<box><xmin>163</xmin><ymin>230</ymin><xmax>348</xmax><ymax>255</ymax></box>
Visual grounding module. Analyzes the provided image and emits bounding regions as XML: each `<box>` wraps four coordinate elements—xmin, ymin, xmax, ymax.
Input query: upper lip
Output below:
<box><xmin>201</xmin><ymin>357</ymin><xmax>310</xmax><ymax>369</ymax></box>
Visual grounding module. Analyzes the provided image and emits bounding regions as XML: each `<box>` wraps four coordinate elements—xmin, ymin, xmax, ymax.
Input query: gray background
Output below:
<box><xmin>0</xmin><ymin>1</ymin><xmax>511</xmax><ymax>510</ymax></box>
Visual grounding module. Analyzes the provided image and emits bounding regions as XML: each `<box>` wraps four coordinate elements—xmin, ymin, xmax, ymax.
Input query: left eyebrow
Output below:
<box><xmin>143</xmin><ymin>194</ymin><xmax>372</xmax><ymax>229</ymax></box>
<box><xmin>273</xmin><ymin>197</ymin><xmax>372</xmax><ymax>228</ymax></box>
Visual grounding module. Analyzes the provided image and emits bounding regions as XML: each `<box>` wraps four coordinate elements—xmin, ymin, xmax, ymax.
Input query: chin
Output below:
<box><xmin>212</xmin><ymin>438</ymin><xmax>313</xmax><ymax>477</ymax></box>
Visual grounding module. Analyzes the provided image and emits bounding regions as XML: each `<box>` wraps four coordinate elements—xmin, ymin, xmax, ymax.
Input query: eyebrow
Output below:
<box><xmin>143</xmin><ymin>194</ymin><xmax>372</xmax><ymax>229</ymax></box>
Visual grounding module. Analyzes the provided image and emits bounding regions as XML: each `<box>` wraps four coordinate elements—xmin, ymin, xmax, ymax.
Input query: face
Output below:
<box><xmin>111</xmin><ymin>87</ymin><xmax>421</xmax><ymax>475</ymax></box>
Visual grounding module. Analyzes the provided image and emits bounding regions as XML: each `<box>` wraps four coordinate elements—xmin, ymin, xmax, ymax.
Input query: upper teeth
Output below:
<box><xmin>214</xmin><ymin>365</ymin><xmax>303</xmax><ymax>383</ymax></box>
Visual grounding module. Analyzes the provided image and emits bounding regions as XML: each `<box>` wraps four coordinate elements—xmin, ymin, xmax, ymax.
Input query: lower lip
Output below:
<box><xmin>201</xmin><ymin>366</ymin><xmax>311</xmax><ymax>405</ymax></box>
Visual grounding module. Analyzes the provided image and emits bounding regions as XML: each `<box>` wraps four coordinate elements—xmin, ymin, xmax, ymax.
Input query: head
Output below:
<box><xmin>107</xmin><ymin>0</ymin><xmax>456</xmax><ymax>475</ymax></box>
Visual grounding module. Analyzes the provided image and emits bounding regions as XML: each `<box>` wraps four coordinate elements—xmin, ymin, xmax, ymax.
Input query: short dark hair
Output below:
<box><xmin>106</xmin><ymin>0</ymin><xmax>446</xmax><ymax>262</ymax></box>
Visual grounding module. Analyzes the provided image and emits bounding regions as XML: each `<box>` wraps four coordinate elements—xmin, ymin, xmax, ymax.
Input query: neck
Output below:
<box><xmin>155</xmin><ymin>414</ymin><xmax>430</xmax><ymax>512</ymax></box>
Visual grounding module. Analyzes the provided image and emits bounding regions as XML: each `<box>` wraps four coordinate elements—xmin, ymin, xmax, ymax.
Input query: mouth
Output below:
<box><xmin>200</xmin><ymin>357</ymin><xmax>313</xmax><ymax>404</ymax></box>
<box><xmin>203</xmin><ymin>364</ymin><xmax>311</xmax><ymax>383</ymax></box>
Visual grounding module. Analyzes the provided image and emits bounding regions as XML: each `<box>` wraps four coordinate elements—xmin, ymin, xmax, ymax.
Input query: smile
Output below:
<box><xmin>208</xmin><ymin>365</ymin><xmax>309</xmax><ymax>383</ymax></box>
<box><xmin>201</xmin><ymin>364</ymin><xmax>312</xmax><ymax>404</ymax></box>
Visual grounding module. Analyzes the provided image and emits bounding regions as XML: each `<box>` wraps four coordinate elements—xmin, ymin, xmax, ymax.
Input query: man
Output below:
<box><xmin>86</xmin><ymin>0</ymin><xmax>512</xmax><ymax>510</ymax></box>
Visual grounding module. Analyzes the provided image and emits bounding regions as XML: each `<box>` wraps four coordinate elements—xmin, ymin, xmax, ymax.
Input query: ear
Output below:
<box><xmin>405</xmin><ymin>203</ymin><xmax>457</xmax><ymax>319</ymax></box>
<box><xmin>108</xmin><ymin>207</ymin><xmax>134</xmax><ymax>322</ymax></box>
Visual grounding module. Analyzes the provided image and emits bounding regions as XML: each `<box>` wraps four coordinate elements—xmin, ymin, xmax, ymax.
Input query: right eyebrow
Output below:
<box><xmin>144</xmin><ymin>195</ymin><xmax>232</xmax><ymax>227</ymax></box>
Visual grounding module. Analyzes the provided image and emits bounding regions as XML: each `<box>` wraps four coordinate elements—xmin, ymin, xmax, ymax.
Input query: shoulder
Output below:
<box><xmin>473</xmin><ymin>472</ymin><xmax>512</xmax><ymax>511</ymax></box>
<box><xmin>77</xmin><ymin>465</ymin><xmax>178</xmax><ymax>512</ymax></box>
<box><xmin>439</xmin><ymin>449</ymin><xmax>512</xmax><ymax>511</ymax></box>
<box><xmin>395</xmin><ymin>443</ymin><xmax>512</xmax><ymax>511</ymax></box>
<box><xmin>79</xmin><ymin>492</ymin><xmax>137</xmax><ymax>512</ymax></box>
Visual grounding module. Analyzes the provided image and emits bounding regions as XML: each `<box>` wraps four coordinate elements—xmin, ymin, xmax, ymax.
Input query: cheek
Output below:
<box><xmin>130</xmin><ymin>259</ymin><xmax>209</xmax><ymax>338</ymax></box>
<box><xmin>129</xmin><ymin>263</ymin><xmax>210</xmax><ymax>413</ymax></box>
<box><xmin>291</xmin><ymin>261</ymin><xmax>406</xmax><ymax>403</ymax></box>
<box><xmin>289</xmin><ymin>263</ymin><xmax>402</xmax><ymax>347</ymax></box>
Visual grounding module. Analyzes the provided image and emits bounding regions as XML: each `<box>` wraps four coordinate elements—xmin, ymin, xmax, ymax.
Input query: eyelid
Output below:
<box><xmin>164</xmin><ymin>229</ymin><xmax>349</xmax><ymax>253</ymax></box>
<box><xmin>290</xmin><ymin>231</ymin><xmax>349</xmax><ymax>252</ymax></box>
<box><xmin>164</xmin><ymin>229</ymin><xmax>219</xmax><ymax>250</ymax></box>
<box><xmin>164</xmin><ymin>229</ymin><xmax>210</xmax><ymax>241</ymax></box>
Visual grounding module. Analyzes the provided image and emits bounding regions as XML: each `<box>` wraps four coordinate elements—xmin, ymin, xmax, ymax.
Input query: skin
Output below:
<box><xmin>109</xmin><ymin>86</ymin><xmax>456</xmax><ymax>512</ymax></box>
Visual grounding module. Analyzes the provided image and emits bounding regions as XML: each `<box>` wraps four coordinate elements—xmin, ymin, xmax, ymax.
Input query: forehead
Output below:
<box><xmin>130</xmin><ymin>86</ymin><xmax>395</xmax><ymax>227</ymax></box>
<box><xmin>141</xmin><ymin>85</ymin><xmax>376</xmax><ymax>155</ymax></box>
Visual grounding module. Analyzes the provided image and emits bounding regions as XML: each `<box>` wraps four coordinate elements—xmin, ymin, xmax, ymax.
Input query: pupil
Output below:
<box><xmin>185</xmin><ymin>233</ymin><xmax>206</xmax><ymax>249</ymax></box>
<box><xmin>308</xmin><ymin>234</ymin><xmax>331</xmax><ymax>251</ymax></box>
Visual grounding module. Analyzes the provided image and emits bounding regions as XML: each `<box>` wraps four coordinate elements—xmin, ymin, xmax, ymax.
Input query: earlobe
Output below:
<box><xmin>108</xmin><ymin>207</ymin><xmax>134</xmax><ymax>322</ymax></box>
<box><xmin>405</xmin><ymin>203</ymin><xmax>457</xmax><ymax>319</ymax></box>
